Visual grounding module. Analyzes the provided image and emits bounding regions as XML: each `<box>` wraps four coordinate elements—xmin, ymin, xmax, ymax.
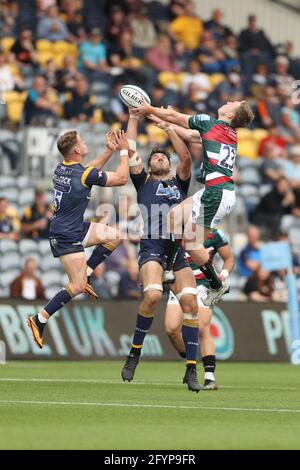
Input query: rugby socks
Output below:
<box><xmin>202</xmin><ymin>355</ymin><xmax>216</xmax><ymax>381</ymax></box>
<box><xmin>200</xmin><ymin>262</ymin><xmax>222</xmax><ymax>289</ymax></box>
<box><xmin>182</xmin><ymin>317</ymin><xmax>199</xmax><ymax>364</ymax></box>
<box><xmin>130</xmin><ymin>312</ymin><xmax>154</xmax><ymax>355</ymax></box>
<box><xmin>43</xmin><ymin>288</ymin><xmax>73</xmax><ymax>317</ymax></box>
<box><xmin>87</xmin><ymin>243</ymin><xmax>115</xmax><ymax>274</ymax></box>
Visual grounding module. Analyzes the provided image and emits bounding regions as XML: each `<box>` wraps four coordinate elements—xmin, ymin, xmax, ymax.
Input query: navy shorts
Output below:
<box><xmin>49</xmin><ymin>222</ymin><xmax>91</xmax><ymax>258</ymax></box>
<box><xmin>138</xmin><ymin>239</ymin><xmax>188</xmax><ymax>272</ymax></box>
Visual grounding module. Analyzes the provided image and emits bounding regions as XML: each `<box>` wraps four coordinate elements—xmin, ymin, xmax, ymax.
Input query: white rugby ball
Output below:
<box><xmin>119</xmin><ymin>85</ymin><xmax>151</xmax><ymax>109</ymax></box>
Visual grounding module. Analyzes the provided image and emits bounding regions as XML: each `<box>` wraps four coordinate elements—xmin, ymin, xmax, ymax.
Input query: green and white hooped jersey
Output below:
<box><xmin>188</xmin><ymin>114</ymin><xmax>237</xmax><ymax>191</ymax></box>
<box><xmin>186</xmin><ymin>229</ymin><xmax>229</xmax><ymax>288</ymax></box>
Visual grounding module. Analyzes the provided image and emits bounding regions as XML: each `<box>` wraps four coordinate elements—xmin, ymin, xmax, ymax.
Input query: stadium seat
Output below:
<box><xmin>0</xmin><ymin>269</ymin><xmax>19</xmax><ymax>288</ymax></box>
<box><xmin>239</xmin><ymin>167</ymin><xmax>261</xmax><ymax>186</ymax></box>
<box><xmin>0</xmin><ymin>252</ymin><xmax>21</xmax><ymax>270</ymax></box>
<box><xmin>209</xmin><ymin>73</ymin><xmax>225</xmax><ymax>88</ymax></box>
<box><xmin>19</xmin><ymin>188</ymin><xmax>35</xmax><ymax>207</ymax></box>
<box><xmin>41</xmin><ymin>270</ymin><xmax>62</xmax><ymax>288</ymax></box>
<box><xmin>40</xmin><ymin>255</ymin><xmax>60</xmax><ymax>272</ymax></box>
<box><xmin>5</xmin><ymin>91</ymin><xmax>27</xmax><ymax>124</ymax></box>
<box><xmin>53</xmin><ymin>41</ymin><xmax>71</xmax><ymax>55</ymax></box>
<box><xmin>1</xmin><ymin>37</ymin><xmax>15</xmax><ymax>53</ymax></box>
<box><xmin>237</xmin><ymin>128</ymin><xmax>252</xmax><ymax>140</ymax></box>
<box><xmin>19</xmin><ymin>239</ymin><xmax>39</xmax><ymax>256</ymax></box>
<box><xmin>0</xmin><ymin>175</ymin><xmax>15</xmax><ymax>188</ymax></box>
<box><xmin>252</xmin><ymin>129</ymin><xmax>269</xmax><ymax>143</ymax></box>
<box><xmin>237</xmin><ymin>139</ymin><xmax>257</xmax><ymax>159</ymax></box>
<box><xmin>0</xmin><ymin>240</ymin><xmax>19</xmax><ymax>254</ymax></box>
<box><xmin>36</xmin><ymin>40</ymin><xmax>53</xmax><ymax>53</ymax></box>
<box><xmin>38</xmin><ymin>239</ymin><xmax>51</xmax><ymax>256</ymax></box>
<box><xmin>0</xmin><ymin>187</ymin><xmax>19</xmax><ymax>203</ymax></box>
<box><xmin>17</xmin><ymin>175</ymin><xmax>30</xmax><ymax>189</ymax></box>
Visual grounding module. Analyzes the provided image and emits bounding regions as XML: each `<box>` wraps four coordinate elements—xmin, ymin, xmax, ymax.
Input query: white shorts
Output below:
<box><xmin>190</xmin><ymin>187</ymin><xmax>236</xmax><ymax>228</ymax></box>
<box><xmin>168</xmin><ymin>284</ymin><xmax>209</xmax><ymax>308</ymax></box>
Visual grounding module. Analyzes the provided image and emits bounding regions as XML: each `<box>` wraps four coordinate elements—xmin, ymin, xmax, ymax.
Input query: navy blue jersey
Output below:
<box><xmin>131</xmin><ymin>169</ymin><xmax>190</xmax><ymax>238</ymax></box>
<box><xmin>50</xmin><ymin>161</ymin><xmax>107</xmax><ymax>242</ymax></box>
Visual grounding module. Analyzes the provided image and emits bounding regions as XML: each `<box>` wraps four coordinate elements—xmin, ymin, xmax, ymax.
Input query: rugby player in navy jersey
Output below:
<box><xmin>27</xmin><ymin>129</ymin><xmax>130</xmax><ymax>349</ymax></box>
<box><xmin>132</xmin><ymin>99</ymin><xmax>254</xmax><ymax>306</ymax></box>
<box><xmin>120</xmin><ymin>113</ymin><xmax>204</xmax><ymax>392</ymax></box>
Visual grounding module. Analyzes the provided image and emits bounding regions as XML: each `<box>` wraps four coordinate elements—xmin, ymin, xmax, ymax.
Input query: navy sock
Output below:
<box><xmin>131</xmin><ymin>313</ymin><xmax>154</xmax><ymax>354</ymax></box>
<box><xmin>202</xmin><ymin>355</ymin><xmax>216</xmax><ymax>374</ymax></box>
<box><xmin>182</xmin><ymin>323</ymin><xmax>199</xmax><ymax>364</ymax></box>
<box><xmin>44</xmin><ymin>288</ymin><xmax>73</xmax><ymax>317</ymax></box>
<box><xmin>87</xmin><ymin>244</ymin><xmax>113</xmax><ymax>270</ymax></box>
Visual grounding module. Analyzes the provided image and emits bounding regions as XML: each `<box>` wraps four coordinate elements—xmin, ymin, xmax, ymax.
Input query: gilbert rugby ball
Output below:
<box><xmin>119</xmin><ymin>85</ymin><xmax>151</xmax><ymax>109</ymax></box>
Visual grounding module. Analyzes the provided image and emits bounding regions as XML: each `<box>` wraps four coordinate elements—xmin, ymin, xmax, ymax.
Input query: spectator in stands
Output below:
<box><xmin>270</xmin><ymin>55</ymin><xmax>294</xmax><ymax>98</ymax></box>
<box><xmin>255</xmin><ymin>85</ymin><xmax>281</xmax><ymax>129</ymax></box>
<box><xmin>222</xmin><ymin>34</ymin><xmax>240</xmax><ymax>74</ymax></box>
<box><xmin>238</xmin><ymin>14</ymin><xmax>274</xmax><ymax>74</ymax></box>
<box><xmin>169</xmin><ymin>0</ymin><xmax>203</xmax><ymax>51</ymax></box>
<box><xmin>130</xmin><ymin>5</ymin><xmax>157</xmax><ymax>55</ymax></box>
<box><xmin>90</xmin><ymin>263</ymin><xmax>113</xmax><ymax>300</ymax></box>
<box><xmin>64</xmin><ymin>76</ymin><xmax>94</xmax><ymax>124</ymax></box>
<box><xmin>281</xmin><ymin>145</ymin><xmax>300</xmax><ymax>190</ymax></box>
<box><xmin>252</xmin><ymin>177</ymin><xmax>295</xmax><ymax>236</ymax></box>
<box><xmin>198</xmin><ymin>30</ymin><xmax>226</xmax><ymax>74</ymax></box>
<box><xmin>107</xmin><ymin>5</ymin><xmax>130</xmax><ymax>43</ymax></box>
<box><xmin>0</xmin><ymin>197</ymin><xmax>20</xmax><ymax>241</ymax></box>
<box><xmin>78</xmin><ymin>27</ymin><xmax>110</xmax><ymax>75</ymax></box>
<box><xmin>22</xmin><ymin>189</ymin><xmax>52</xmax><ymax>240</ymax></box>
<box><xmin>145</xmin><ymin>34</ymin><xmax>179</xmax><ymax>74</ymax></box>
<box><xmin>181</xmin><ymin>59</ymin><xmax>211</xmax><ymax>101</ymax></box>
<box><xmin>0</xmin><ymin>50</ymin><xmax>23</xmax><ymax>92</ymax></box>
<box><xmin>10</xmin><ymin>257</ymin><xmax>45</xmax><ymax>300</ymax></box>
<box><xmin>118</xmin><ymin>260</ymin><xmax>142</xmax><ymax>300</ymax></box>
<box><xmin>238</xmin><ymin>225</ymin><xmax>261</xmax><ymax>277</ymax></box>
<box><xmin>0</xmin><ymin>0</ymin><xmax>17</xmax><ymax>36</ymax></box>
<box><xmin>244</xmin><ymin>266</ymin><xmax>274</xmax><ymax>302</ymax></box>
<box><xmin>23</xmin><ymin>75</ymin><xmax>60</xmax><ymax>125</ymax></box>
<box><xmin>260</xmin><ymin>142</ymin><xmax>285</xmax><ymax>185</ymax></box>
<box><xmin>209</xmin><ymin>69</ymin><xmax>243</xmax><ymax>110</ymax></box>
<box><xmin>36</xmin><ymin>0</ymin><xmax>56</xmax><ymax>17</ymax></box>
<box><xmin>37</xmin><ymin>5</ymin><xmax>69</xmax><ymax>41</ymax></box>
<box><xmin>204</xmin><ymin>8</ymin><xmax>232</xmax><ymax>40</ymax></box>
<box><xmin>109</xmin><ymin>80</ymin><xmax>129</xmax><ymax>125</ymax></box>
<box><xmin>258</xmin><ymin>125</ymin><xmax>287</xmax><ymax>157</ymax></box>
<box><xmin>108</xmin><ymin>30</ymin><xmax>145</xmax><ymax>85</ymax></box>
<box><xmin>277</xmin><ymin>109</ymin><xmax>300</xmax><ymax>146</ymax></box>
<box><xmin>55</xmin><ymin>55</ymin><xmax>80</xmax><ymax>93</ymax></box>
<box><xmin>59</xmin><ymin>0</ymin><xmax>86</xmax><ymax>42</ymax></box>
<box><xmin>11</xmin><ymin>29</ymin><xmax>38</xmax><ymax>68</ymax></box>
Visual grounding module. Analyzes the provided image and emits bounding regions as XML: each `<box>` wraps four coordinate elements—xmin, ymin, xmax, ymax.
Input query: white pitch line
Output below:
<box><xmin>0</xmin><ymin>399</ymin><xmax>300</xmax><ymax>414</ymax></box>
<box><xmin>0</xmin><ymin>377</ymin><xmax>298</xmax><ymax>392</ymax></box>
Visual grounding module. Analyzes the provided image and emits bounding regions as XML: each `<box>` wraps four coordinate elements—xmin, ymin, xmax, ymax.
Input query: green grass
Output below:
<box><xmin>0</xmin><ymin>361</ymin><xmax>300</xmax><ymax>450</ymax></box>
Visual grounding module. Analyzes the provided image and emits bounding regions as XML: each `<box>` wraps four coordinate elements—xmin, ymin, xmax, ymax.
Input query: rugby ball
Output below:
<box><xmin>119</xmin><ymin>85</ymin><xmax>151</xmax><ymax>109</ymax></box>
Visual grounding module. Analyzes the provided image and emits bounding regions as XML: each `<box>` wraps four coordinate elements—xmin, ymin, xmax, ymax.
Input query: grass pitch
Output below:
<box><xmin>0</xmin><ymin>361</ymin><xmax>300</xmax><ymax>450</ymax></box>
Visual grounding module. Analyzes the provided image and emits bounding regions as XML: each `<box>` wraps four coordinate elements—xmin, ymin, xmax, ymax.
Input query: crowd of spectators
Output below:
<box><xmin>1</xmin><ymin>0</ymin><xmax>300</xmax><ymax>300</ymax></box>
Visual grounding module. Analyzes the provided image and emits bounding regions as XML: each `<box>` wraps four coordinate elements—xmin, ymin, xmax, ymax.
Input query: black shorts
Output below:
<box><xmin>138</xmin><ymin>239</ymin><xmax>188</xmax><ymax>272</ymax></box>
<box><xmin>49</xmin><ymin>222</ymin><xmax>91</xmax><ymax>258</ymax></box>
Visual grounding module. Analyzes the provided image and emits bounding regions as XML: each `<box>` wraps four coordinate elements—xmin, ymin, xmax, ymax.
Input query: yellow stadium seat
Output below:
<box><xmin>1</xmin><ymin>37</ymin><xmax>15</xmax><ymax>53</ymax></box>
<box><xmin>53</xmin><ymin>41</ymin><xmax>71</xmax><ymax>55</ymax></box>
<box><xmin>252</xmin><ymin>128</ymin><xmax>269</xmax><ymax>143</ymax></box>
<box><xmin>38</xmin><ymin>51</ymin><xmax>55</xmax><ymax>67</ymax></box>
<box><xmin>137</xmin><ymin>134</ymin><xmax>149</xmax><ymax>146</ymax></box>
<box><xmin>5</xmin><ymin>92</ymin><xmax>26</xmax><ymax>123</ymax></box>
<box><xmin>146</xmin><ymin>123</ymin><xmax>167</xmax><ymax>139</ymax></box>
<box><xmin>36</xmin><ymin>39</ymin><xmax>53</xmax><ymax>53</ymax></box>
<box><xmin>68</xmin><ymin>43</ymin><xmax>78</xmax><ymax>58</ymax></box>
<box><xmin>209</xmin><ymin>73</ymin><xmax>225</xmax><ymax>88</ymax></box>
<box><xmin>158</xmin><ymin>71</ymin><xmax>181</xmax><ymax>91</ymax></box>
<box><xmin>237</xmin><ymin>128</ymin><xmax>252</xmax><ymax>140</ymax></box>
<box><xmin>93</xmin><ymin>108</ymin><xmax>103</xmax><ymax>123</ymax></box>
<box><xmin>237</xmin><ymin>139</ymin><xmax>257</xmax><ymax>160</ymax></box>
<box><xmin>53</xmin><ymin>54</ymin><xmax>65</xmax><ymax>68</ymax></box>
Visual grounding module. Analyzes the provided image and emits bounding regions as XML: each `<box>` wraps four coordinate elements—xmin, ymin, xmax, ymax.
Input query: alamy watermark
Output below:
<box><xmin>292</xmin><ymin>80</ymin><xmax>300</xmax><ymax>105</ymax></box>
<box><xmin>0</xmin><ymin>341</ymin><xmax>6</xmax><ymax>364</ymax></box>
<box><xmin>291</xmin><ymin>340</ymin><xmax>300</xmax><ymax>365</ymax></box>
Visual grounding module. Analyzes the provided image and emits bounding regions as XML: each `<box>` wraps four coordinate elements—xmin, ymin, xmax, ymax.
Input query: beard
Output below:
<box><xmin>150</xmin><ymin>167</ymin><xmax>170</xmax><ymax>177</ymax></box>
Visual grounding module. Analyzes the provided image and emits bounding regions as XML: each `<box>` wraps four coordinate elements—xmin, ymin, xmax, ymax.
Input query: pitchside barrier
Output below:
<box><xmin>0</xmin><ymin>300</ymin><xmax>293</xmax><ymax>362</ymax></box>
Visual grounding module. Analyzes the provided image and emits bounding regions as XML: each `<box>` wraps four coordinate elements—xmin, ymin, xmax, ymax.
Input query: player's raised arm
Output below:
<box><xmin>153</xmin><ymin>118</ymin><xmax>192</xmax><ymax>181</ymax></box>
<box><xmin>126</xmin><ymin>111</ymin><xmax>144</xmax><ymax>175</ymax></box>
<box><xmin>131</xmin><ymin>97</ymin><xmax>191</xmax><ymax>129</ymax></box>
<box><xmin>148</xmin><ymin>114</ymin><xmax>201</xmax><ymax>146</ymax></box>
<box><xmin>104</xmin><ymin>130</ymin><xmax>130</xmax><ymax>187</ymax></box>
<box><xmin>87</xmin><ymin>130</ymin><xmax>117</xmax><ymax>169</ymax></box>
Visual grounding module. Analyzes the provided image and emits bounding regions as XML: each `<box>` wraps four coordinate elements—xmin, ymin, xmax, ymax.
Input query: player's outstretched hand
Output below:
<box><xmin>131</xmin><ymin>96</ymin><xmax>151</xmax><ymax>117</ymax></box>
<box><xmin>106</xmin><ymin>130</ymin><xmax>119</xmax><ymax>152</ymax></box>
<box><xmin>115</xmin><ymin>130</ymin><xmax>129</xmax><ymax>151</ymax></box>
<box><xmin>148</xmin><ymin>114</ymin><xmax>172</xmax><ymax>131</ymax></box>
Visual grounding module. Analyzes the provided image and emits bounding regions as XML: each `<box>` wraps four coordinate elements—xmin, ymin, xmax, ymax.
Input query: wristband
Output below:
<box><xmin>129</xmin><ymin>152</ymin><xmax>142</xmax><ymax>167</ymax></box>
<box><xmin>120</xmin><ymin>150</ymin><xmax>129</xmax><ymax>157</ymax></box>
<box><xmin>220</xmin><ymin>269</ymin><xmax>229</xmax><ymax>279</ymax></box>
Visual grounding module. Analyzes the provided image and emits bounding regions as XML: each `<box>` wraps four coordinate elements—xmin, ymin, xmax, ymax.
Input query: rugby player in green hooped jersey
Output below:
<box><xmin>165</xmin><ymin>227</ymin><xmax>235</xmax><ymax>390</ymax></box>
<box><xmin>132</xmin><ymin>99</ymin><xmax>254</xmax><ymax>306</ymax></box>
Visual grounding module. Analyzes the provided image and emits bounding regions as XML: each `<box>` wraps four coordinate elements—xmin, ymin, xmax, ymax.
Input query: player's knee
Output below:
<box><xmin>180</xmin><ymin>294</ymin><xmax>198</xmax><ymax>315</ymax></box>
<box><xmin>68</xmin><ymin>280</ymin><xmax>86</xmax><ymax>296</ymax></box>
<box><xmin>165</xmin><ymin>322</ymin><xmax>180</xmax><ymax>337</ymax></box>
<box><xmin>144</xmin><ymin>290</ymin><xmax>162</xmax><ymax>308</ymax></box>
<box><xmin>199</xmin><ymin>325</ymin><xmax>210</xmax><ymax>339</ymax></box>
